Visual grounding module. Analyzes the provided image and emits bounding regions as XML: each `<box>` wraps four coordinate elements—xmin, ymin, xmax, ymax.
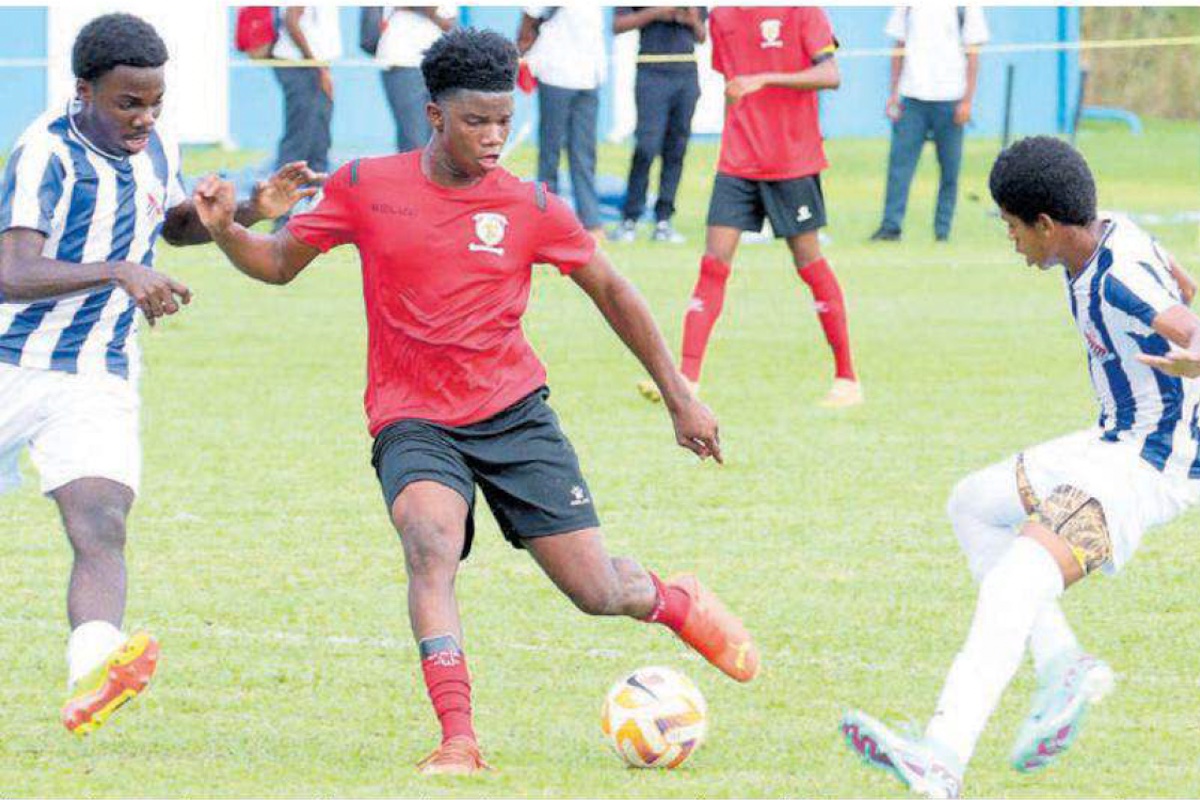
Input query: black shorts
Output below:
<box><xmin>370</xmin><ymin>387</ymin><xmax>600</xmax><ymax>559</ymax></box>
<box><xmin>705</xmin><ymin>172</ymin><xmax>827</xmax><ymax>238</ymax></box>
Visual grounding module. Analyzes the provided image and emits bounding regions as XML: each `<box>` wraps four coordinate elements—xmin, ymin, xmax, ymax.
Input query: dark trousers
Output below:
<box><xmin>623</xmin><ymin>67</ymin><xmax>700</xmax><ymax>223</ymax></box>
<box><xmin>880</xmin><ymin>97</ymin><xmax>964</xmax><ymax>238</ymax></box>
<box><xmin>273</xmin><ymin>66</ymin><xmax>333</xmax><ymax>173</ymax></box>
<box><xmin>382</xmin><ymin>67</ymin><xmax>431</xmax><ymax>153</ymax></box>
<box><xmin>537</xmin><ymin>82</ymin><xmax>600</xmax><ymax>229</ymax></box>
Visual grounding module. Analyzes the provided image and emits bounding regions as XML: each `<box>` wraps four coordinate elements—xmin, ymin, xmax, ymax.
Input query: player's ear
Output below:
<box><xmin>1034</xmin><ymin>213</ymin><xmax>1056</xmax><ymax>236</ymax></box>
<box><xmin>427</xmin><ymin>101</ymin><xmax>444</xmax><ymax>133</ymax></box>
<box><xmin>75</xmin><ymin>78</ymin><xmax>92</xmax><ymax>105</ymax></box>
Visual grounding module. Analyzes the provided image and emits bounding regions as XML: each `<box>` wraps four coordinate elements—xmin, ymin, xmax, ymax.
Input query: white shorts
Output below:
<box><xmin>1021</xmin><ymin>428</ymin><xmax>1200</xmax><ymax>573</ymax></box>
<box><xmin>0</xmin><ymin>364</ymin><xmax>141</xmax><ymax>497</ymax></box>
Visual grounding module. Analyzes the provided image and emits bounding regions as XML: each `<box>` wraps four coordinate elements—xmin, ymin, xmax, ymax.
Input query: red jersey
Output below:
<box><xmin>710</xmin><ymin>7</ymin><xmax>837</xmax><ymax>180</ymax></box>
<box><xmin>287</xmin><ymin>151</ymin><xmax>596</xmax><ymax>433</ymax></box>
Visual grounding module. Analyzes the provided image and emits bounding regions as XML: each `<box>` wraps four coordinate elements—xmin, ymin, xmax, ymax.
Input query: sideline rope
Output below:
<box><xmin>1</xmin><ymin>33</ymin><xmax>1199</xmax><ymax>70</ymax></box>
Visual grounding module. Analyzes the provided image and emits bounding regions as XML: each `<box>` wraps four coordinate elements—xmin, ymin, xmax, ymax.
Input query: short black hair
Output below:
<box><xmin>421</xmin><ymin>27</ymin><xmax>517</xmax><ymax>102</ymax></box>
<box><xmin>72</xmin><ymin>13</ymin><xmax>169</xmax><ymax>83</ymax></box>
<box><xmin>989</xmin><ymin>136</ymin><xmax>1096</xmax><ymax>226</ymax></box>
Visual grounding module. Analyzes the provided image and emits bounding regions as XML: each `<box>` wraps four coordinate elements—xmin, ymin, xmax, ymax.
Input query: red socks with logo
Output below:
<box><xmin>643</xmin><ymin>572</ymin><xmax>690</xmax><ymax>633</ymax></box>
<box><xmin>420</xmin><ymin>636</ymin><xmax>476</xmax><ymax>744</ymax></box>
<box><xmin>680</xmin><ymin>255</ymin><xmax>732</xmax><ymax>383</ymax></box>
<box><xmin>797</xmin><ymin>257</ymin><xmax>855</xmax><ymax>381</ymax></box>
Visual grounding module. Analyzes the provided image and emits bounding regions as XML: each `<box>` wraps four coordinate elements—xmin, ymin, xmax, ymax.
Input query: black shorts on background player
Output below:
<box><xmin>706</xmin><ymin>172</ymin><xmax>827</xmax><ymax>238</ymax></box>
<box><xmin>371</xmin><ymin>387</ymin><xmax>600</xmax><ymax>558</ymax></box>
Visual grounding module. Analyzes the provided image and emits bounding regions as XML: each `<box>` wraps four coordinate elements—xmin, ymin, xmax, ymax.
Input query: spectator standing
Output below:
<box><xmin>611</xmin><ymin>7</ymin><xmax>706</xmax><ymax>244</ymax></box>
<box><xmin>272</xmin><ymin>7</ymin><xmax>342</xmax><ymax>175</ymax></box>
<box><xmin>870</xmin><ymin>6</ymin><xmax>988</xmax><ymax>242</ymax></box>
<box><xmin>517</xmin><ymin>6</ymin><xmax>607</xmax><ymax>236</ymax></box>
<box><xmin>375</xmin><ymin>6</ymin><xmax>457</xmax><ymax>153</ymax></box>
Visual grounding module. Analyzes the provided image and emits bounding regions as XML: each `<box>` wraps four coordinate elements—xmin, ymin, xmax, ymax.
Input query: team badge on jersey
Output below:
<box><xmin>759</xmin><ymin>18</ymin><xmax>783</xmax><ymax>48</ymax></box>
<box><xmin>469</xmin><ymin>212</ymin><xmax>508</xmax><ymax>256</ymax></box>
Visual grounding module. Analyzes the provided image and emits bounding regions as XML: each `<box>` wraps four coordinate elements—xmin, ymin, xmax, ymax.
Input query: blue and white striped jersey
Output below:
<box><xmin>0</xmin><ymin>103</ymin><xmax>186</xmax><ymax>381</ymax></box>
<box><xmin>1067</xmin><ymin>215</ymin><xmax>1200</xmax><ymax>478</ymax></box>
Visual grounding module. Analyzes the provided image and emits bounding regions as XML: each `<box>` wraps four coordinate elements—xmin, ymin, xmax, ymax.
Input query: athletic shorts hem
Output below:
<box><xmin>382</xmin><ymin>471</ymin><xmax>473</xmax><ymax>514</ymax></box>
<box><xmin>511</xmin><ymin>516</ymin><xmax>601</xmax><ymax>543</ymax></box>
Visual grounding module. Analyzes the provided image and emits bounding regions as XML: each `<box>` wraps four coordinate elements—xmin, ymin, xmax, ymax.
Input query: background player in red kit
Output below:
<box><xmin>640</xmin><ymin>6</ymin><xmax>861</xmax><ymax>408</ymax></box>
<box><xmin>191</xmin><ymin>29</ymin><xmax>758</xmax><ymax>775</ymax></box>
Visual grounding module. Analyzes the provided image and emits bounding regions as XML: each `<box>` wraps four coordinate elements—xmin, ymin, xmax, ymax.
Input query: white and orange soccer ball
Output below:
<box><xmin>600</xmin><ymin>666</ymin><xmax>708</xmax><ymax>769</ymax></box>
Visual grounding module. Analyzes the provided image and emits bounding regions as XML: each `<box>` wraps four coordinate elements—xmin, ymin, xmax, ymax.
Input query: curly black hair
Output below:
<box><xmin>72</xmin><ymin>13</ymin><xmax>168</xmax><ymax>83</ymax></box>
<box><xmin>989</xmin><ymin>136</ymin><xmax>1096</xmax><ymax>226</ymax></box>
<box><xmin>421</xmin><ymin>27</ymin><xmax>517</xmax><ymax>102</ymax></box>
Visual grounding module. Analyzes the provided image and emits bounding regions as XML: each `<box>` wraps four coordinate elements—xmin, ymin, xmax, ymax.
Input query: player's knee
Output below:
<box><xmin>946</xmin><ymin>472</ymin><xmax>987</xmax><ymax>528</ymax></box>
<box><xmin>398</xmin><ymin>516</ymin><xmax>461</xmax><ymax>578</ymax></box>
<box><xmin>64</xmin><ymin>503</ymin><xmax>127</xmax><ymax>557</ymax></box>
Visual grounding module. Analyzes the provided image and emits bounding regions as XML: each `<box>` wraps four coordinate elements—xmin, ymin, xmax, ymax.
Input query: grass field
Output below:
<box><xmin>3</xmin><ymin>120</ymin><xmax>1199</xmax><ymax>798</ymax></box>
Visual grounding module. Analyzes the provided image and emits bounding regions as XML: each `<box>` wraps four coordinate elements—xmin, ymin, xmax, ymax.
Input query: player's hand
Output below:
<box><xmin>725</xmin><ymin>75</ymin><xmax>764</xmax><ymax>103</ymax></box>
<box><xmin>1167</xmin><ymin>253</ymin><xmax>1197</xmax><ymax>306</ymax></box>
<box><xmin>250</xmin><ymin>161</ymin><xmax>326</xmax><ymax>220</ymax></box>
<box><xmin>318</xmin><ymin>67</ymin><xmax>334</xmax><ymax>100</ymax></box>
<box><xmin>669</xmin><ymin>395</ymin><xmax>723</xmax><ymax>464</ymax></box>
<box><xmin>112</xmin><ymin>261</ymin><xmax>192</xmax><ymax>327</ymax></box>
<box><xmin>1138</xmin><ymin>349</ymin><xmax>1200</xmax><ymax>379</ymax></box>
<box><xmin>954</xmin><ymin>98</ymin><xmax>972</xmax><ymax>126</ymax></box>
<box><xmin>192</xmin><ymin>174</ymin><xmax>239</xmax><ymax>235</ymax></box>
<box><xmin>885</xmin><ymin>95</ymin><xmax>902</xmax><ymax>121</ymax></box>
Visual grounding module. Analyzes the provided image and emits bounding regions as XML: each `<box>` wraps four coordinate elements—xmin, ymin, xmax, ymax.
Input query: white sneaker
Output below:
<box><xmin>820</xmin><ymin>378</ymin><xmax>863</xmax><ymax>408</ymax></box>
<box><xmin>609</xmin><ymin>219</ymin><xmax>637</xmax><ymax>243</ymax></box>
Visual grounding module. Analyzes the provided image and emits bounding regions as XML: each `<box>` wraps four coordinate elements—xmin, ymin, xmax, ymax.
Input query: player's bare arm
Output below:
<box><xmin>161</xmin><ymin>162</ymin><xmax>324</xmax><ymax>246</ymax></box>
<box><xmin>570</xmin><ymin>249</ymin><xmax>723</xmax><ymax>463</ymax></box>
<box><xmin>1137</xmin><ymin>304</ymin><xmax>1200</xmax><ymax>377</ymax></box>
<box><xmin>0</xmin><ymin>227</ymin><xmax>190</xmax><ymax>325</ymax></box>
<box><xmin>725</xmin><ymin>57</ymin><xmax>840</xmax><ymax>103</ymax></box>
<box><xmin>192</xmin><ymin>175</ymin><xmax>320</xmax><ymax>285</ymax></box>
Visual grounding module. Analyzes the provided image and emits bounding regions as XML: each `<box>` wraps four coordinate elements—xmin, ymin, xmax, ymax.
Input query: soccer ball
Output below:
<box><xmin>600</xmin><ymin>666</ymin><xmax>708</xmax><ymax>768</ymax></box>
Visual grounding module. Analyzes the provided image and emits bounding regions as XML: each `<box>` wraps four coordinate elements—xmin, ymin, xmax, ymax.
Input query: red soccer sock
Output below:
<box><xmin>797</xmin><ymin>257</ymin><xmax>856</xmax><ymax>381</ymax></box>
<box><xmin>642</xmin><ymin>572</ymin><xmax>691</xmax><ymax>634</ymax></box>
<box><xmin>680</xmin><ymin>255</ymin><xmax>732</xmax><ymax>383</ymax></box>
<box><xmin>420</xmin><ymin>639</ymin><xmax>476</xmax><ymax>744</ymax></box>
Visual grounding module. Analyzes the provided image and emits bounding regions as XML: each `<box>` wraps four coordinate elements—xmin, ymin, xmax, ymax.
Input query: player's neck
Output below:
<box><xmin>1059</xmin><ymin>219</ymin><xmax>1108</xmax><ymax>278</ymax></box>
<box><xmin>420</xmin><ymin>142</ymin><xmax>483</xmax><ymax>189</ymax></box>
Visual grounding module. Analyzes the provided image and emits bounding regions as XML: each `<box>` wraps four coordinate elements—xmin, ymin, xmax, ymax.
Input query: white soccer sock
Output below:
<box><xmin>67</xmin><ymin>620</ymin><xmax>127</xmax><ymax>688</ymax></box>
<box><xmin>925</xmin><ymin>536</ymin><xmax>1065</xmax><ymax>767</ymax></box>
<box><xmin>948</xmin><ymin>464</ymin><xmax>1080</xmax><ymax>676</ymax></box>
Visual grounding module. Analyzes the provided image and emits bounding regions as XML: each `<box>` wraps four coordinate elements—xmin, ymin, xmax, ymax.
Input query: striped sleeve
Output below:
<box><xmin>0</xmin><ymin>138</ymin><xmax>66</xmax><ymax>236</ymax></box>
<box><xmin>1103</xmin><ymin>260</ymin><xmax>1181</xmax><ymax>327</ymax></box>
<box><xmin>161</xmin><ymin>131</ymin><xmax>187</xmax><ymax>209</ymax></box>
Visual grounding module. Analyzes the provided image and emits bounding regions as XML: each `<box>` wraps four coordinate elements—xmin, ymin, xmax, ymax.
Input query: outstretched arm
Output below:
<box><xmin>192</xmin><ymin>175</ymin><xmax>320</xmax><ymax>285</ymax></box>
<box><xmin>570</xmin><ymin>249</ymin><xmax>723</xmax><ymax>462</ymax></box>
<box><xmin>162</xmin><ymin>162</ymin><xmax>325</xmax><ymax>247</ymax></box>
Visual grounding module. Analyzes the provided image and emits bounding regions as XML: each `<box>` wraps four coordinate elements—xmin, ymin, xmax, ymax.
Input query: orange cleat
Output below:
<box><xmin>416</xmin><ymin>736</ymin><xmax>492</xmax><ymax>776</ymax></box>
<box><xmin>62</xmin><ymin>631</ymin><xmax>160</xmax><ymax>736</ymax></box>
<box><xmin>668</xmin><ymin>574</ymin><xmax>759</xmax><ymax>683</ymax></box>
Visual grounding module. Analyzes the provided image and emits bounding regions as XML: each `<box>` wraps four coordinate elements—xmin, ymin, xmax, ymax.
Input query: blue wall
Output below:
<box><xmin>0</xmin><ymin>7</ymin><xmax>49</xmax><ymax>150</ymax></box>
<box><xmin>824</xmin><ymin>6</ymin><xmax>1080</xmax><ymax>138</ymax></box>
<box><xmin>1</xmin><ymin>6</ymin><xmax>1081</xmax><ymax>154</ymax></box>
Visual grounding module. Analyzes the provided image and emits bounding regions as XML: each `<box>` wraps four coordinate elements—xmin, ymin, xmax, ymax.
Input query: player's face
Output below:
<box><xmin>76</xmin><ymin>65</ymin><xmax>165</xmax><ymax>156</ymax></box>
<box><xmin>1000</xmin><ymin>209</ymin><xmax>1055</xmax><ymax>270</ymax></box>
<box><xmin>434</xmin><ymin>91</ymin><xmax>514</xmax><ymax>178</ymax></box>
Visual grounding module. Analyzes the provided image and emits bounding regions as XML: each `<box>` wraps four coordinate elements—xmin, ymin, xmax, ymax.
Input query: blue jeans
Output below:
<box><xmin>537</xmin><ymin>83</ymin><xmax>600</xmax><ymax>229</ymax></box>
<box><xmin>382</xmin><ymin>67</ymin><xmax>431</xmax><ymax>153</ymax></box>
<box><xmin>623</xmin><ymin>67</ymin><xmax>701</xmax><ymax>223</ymax></box>
<box><xmin>273</xmin><ymin>66</ymin><xmax>332</xmax><ymax>173</ymax></box>
<box><xmin>880</xmin><ymin>97</ymin><xmax>963</xmax><ymax>238</ymax></box>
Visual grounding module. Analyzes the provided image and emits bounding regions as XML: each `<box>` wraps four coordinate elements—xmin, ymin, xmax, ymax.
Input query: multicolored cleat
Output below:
<box><xmin>62</xmin><ymin>631</ymin><xmax>159</xmax><ymax>736</ymax></box>
<box><xmin>840</xmin><ymin>709</ymin><xmax>963</xmax><ymax>799</ymax></box>
<box><xmin>416</xmin><ymin>736</ymin><xmax>492</xmax><ymax>775</ymax></box>
<box><xmin>1010</xmin><ymin>651</ymin><xmax>1114</xmax><ymax>772</ymax></box>
<box><xmin>668</xmin><ymin>574</ymin><xmax>759</xmax><ymax>683</ymax></box>
<box><xmin>820</xmin><ymin>378</ymin><xmax>864</xmax><ymax>409</ymax></box>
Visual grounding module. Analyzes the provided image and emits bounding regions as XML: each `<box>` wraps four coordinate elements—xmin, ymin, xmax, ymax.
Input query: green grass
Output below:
<box><xmin>2</xmin><ymin>121</ymin><xmax>1200</xmax><ymax>797</ymax></box>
